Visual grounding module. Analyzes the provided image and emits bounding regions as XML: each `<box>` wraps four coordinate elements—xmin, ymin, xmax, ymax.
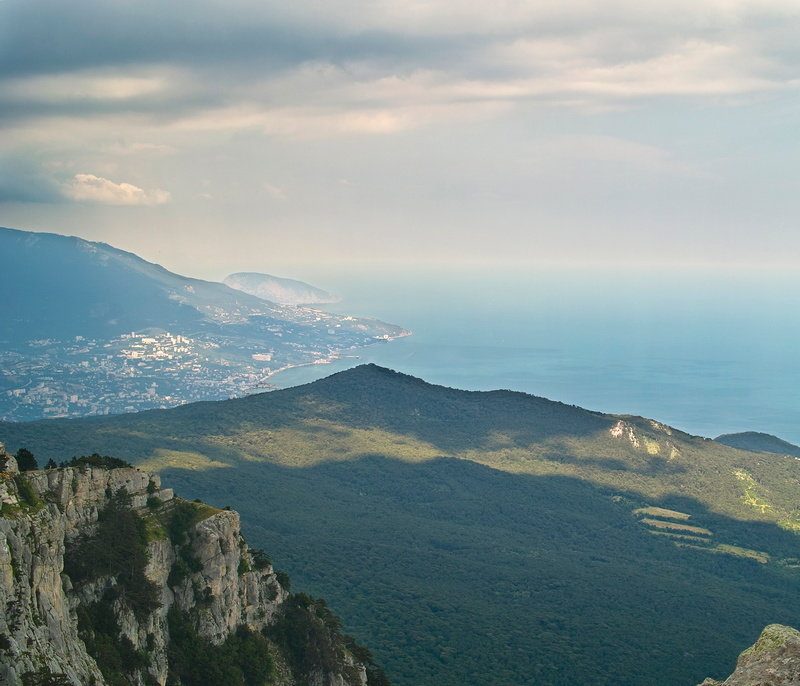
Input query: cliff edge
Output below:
<box><xmin>0</xmin><ymin>445</ymin><xmax>377</xmax><ymax>686</ymax></box>
<box><xmin>698</xmin><ymin>624</ymin><xmax>800</xmax><ymax>685</ymax></box>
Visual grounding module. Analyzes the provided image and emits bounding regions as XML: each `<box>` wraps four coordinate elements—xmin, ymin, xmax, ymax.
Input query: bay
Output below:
<box><xmin>267</xmin><ymin>266</ymin><xmax>800</xmax><ymax>445</ymax></box>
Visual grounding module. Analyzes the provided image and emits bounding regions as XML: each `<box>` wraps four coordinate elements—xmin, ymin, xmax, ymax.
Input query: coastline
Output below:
<box><xmin>258</xmin><ymin>329</ymin><xmax>413</xmax><ymax>390</ymax></box>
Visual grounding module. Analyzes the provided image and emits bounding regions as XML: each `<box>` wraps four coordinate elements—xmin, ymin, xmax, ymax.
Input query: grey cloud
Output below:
<box><xmin>0</xmin><ymin>159</ymin><xmax>65</xmax><ymax>204</ymax></box>
<box><xmin>0</xmin><ymin>0</ymin><xmax>432</xmax><ymax>79</ymax></box>
<box><xmin>3</xmin><ymin>0</ymin><xmax>800</xmax><ymax>269</ymax></box>
<box><xmin>3</xmin><ymin>0</ymin><xmax>798</xmax><ymax>115</ymax></box>
<box><xmin>0</xmin><ymin>85</ymin><xmax>220</xmax><ymax>127</ymax></box>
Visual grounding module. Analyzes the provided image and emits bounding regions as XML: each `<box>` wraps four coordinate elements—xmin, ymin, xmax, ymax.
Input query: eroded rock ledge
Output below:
<box><xmin>698</xmin><ymin>624</ymin><xmax>800</xmax><ymax>686</ymax></box>
<box><xmin>0</xmin><ymin>446</ymin><xmax>373</xmax><ymax>686</ymax></box>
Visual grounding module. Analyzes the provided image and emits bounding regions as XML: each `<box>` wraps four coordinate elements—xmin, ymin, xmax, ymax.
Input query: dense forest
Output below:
<box><xmin>3</xmin><ymin>365</ymin><xmax>799</xmax><ymax>685</ymax></box>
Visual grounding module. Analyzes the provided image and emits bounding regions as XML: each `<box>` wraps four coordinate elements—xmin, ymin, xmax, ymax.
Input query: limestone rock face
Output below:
<box><xmin>0</xmin><ymin>455</ymin><xmax>368</xmax><ymax>686</ymax></box>
<box><xmin>697</xmin><ymin>625</ymin><xmax>800</xmax><ymax>685</ymax></box>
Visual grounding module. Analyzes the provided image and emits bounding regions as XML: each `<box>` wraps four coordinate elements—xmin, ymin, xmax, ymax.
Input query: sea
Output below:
<box><xmin>266</xmin><ymin>265</ymin><xmax>800</xmax><ymax>445</ymax></box>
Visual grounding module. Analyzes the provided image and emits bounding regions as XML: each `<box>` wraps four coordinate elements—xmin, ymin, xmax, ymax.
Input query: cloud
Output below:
<box><xmin>0</xmin><ymin>156</ymin><xmax>65</xmax><ymax>204</ymax></box>
<box><xmin>3</xmin><ymin>72</ymin><xmax>168</xmax><ymax>102</ymax></box>
<box><xmin>63</xmin><ymin>174</ymin><xmax>171</xmax><ymax>206</ymax></box>
<box><xmin>263</xmin><ymin>183</ymin><xmax>287</xmax><ymax>200</ymax></box>
<box><xmin>102</xmin><ymin>142</ymin><xmax>176</xmax><ymax>156</ymax></box>
<box><xmin>2</xmin><ymin>0</ymin><xmax>800</xmax><ymax>144</ymax></box>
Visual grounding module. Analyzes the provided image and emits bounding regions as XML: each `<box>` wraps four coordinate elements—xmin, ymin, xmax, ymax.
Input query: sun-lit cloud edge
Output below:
<box><xmin>62</xmin><ymin>174</ymin><xmax>171</xmax><ymax>206</ymax></box>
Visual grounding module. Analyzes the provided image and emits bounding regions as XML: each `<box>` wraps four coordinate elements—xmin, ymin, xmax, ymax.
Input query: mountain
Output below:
<box><xmin>224</xmin><ymin>272</ymin><xmax>341</xmax><ymax>305</ymax></box>
<box><xmin>0</xmin><ymin>227</ymin><xmax>407</xmax><ymax>421</ymax></box>
<box><xmin>716</xmin><ymin>431</ymin><xmax>800</xmax><ymax>458</ymax></box>
<box><xmin>697</xmin><ymin>624</ymin><xmax>800</xmax><ymax>685</ymax></box>
<box><xmin>0</xmin><ymin>445</ymin><xmax>386</xmax><ymax>686</ymax></box>
<box><xmin>2</xmin><ymin>365</ymin><xmax>800</xmax><ymax>685</ymax></box>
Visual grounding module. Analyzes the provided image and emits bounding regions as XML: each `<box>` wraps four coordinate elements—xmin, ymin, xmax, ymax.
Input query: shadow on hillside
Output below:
<box><xmin>158</xmin><ymin>454</ymin><xmax>800</xmax><ymax>565</ymax></box>
<box><xmin>538</xmin><ymin>448</ymin><xmax>690</xmax><ymax>476</ymax></box>
<box><xmin>0</xmin><ymin>365</ymin><xmax>618</xmax><ymax>454</ymax></box>
<box><xmin>152</xmin><ymin>454</ymin><xmax>800</xmax><ymax>686</ymax></box>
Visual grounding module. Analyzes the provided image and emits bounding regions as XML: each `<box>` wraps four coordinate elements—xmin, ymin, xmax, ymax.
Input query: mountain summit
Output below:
<box><xmin>3</xmin><ymin>365</ymin><xmax>799</xmax><ymax>686</ymax></box>
<box><xmin>224</xmin><ymin>271</ymin><xmax>341</xmax><ymax>305</ymax></box>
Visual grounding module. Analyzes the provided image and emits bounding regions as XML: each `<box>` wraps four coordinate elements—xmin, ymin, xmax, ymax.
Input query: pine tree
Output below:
<box><xmin>15</xmin><ymin>448</ymin><xmax>38</xmax><ymax>472</ymax></box>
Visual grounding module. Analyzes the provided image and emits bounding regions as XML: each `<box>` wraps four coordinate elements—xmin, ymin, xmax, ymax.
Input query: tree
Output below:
<box><xmin>45</xmin><ymin>458</ymin><xmax>57</xmax><ymax>470</ymax></box>
<box><xmin>15</xmin><ymin>448</ymin><xmax>38</xmax><ymax>472</ymax></box>
<box><xmin>21</xmin><ymin>668</ymin><xmax>72</xmax><ymax>686</ymax></box>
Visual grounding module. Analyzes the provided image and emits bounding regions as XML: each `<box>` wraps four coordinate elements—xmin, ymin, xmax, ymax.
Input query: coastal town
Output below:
<box><xmin>0</xmin><ymin>327</ymin><xmax>386</xmax><ymax>421</ymax></box>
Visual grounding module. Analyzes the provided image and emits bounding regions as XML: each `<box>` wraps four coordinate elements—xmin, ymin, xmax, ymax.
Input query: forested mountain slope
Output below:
<box><xmin>0</xmin><ymin>227</ymin><xmax>406</xmax><ymax>421</ymax></box>
<box><xmin>0</xmin><ymin>448</ymin><xmax>383</xmax><ymax>686</ymax></box>
<box><xmin>2</xmin><ymin>365</ymin><xmax>799</xmax><ymax>685</ymax></box>
<box><xmin>716</xmin><ymin>431</ymin><xmax>800</xmax><ymax>459</ymax></box>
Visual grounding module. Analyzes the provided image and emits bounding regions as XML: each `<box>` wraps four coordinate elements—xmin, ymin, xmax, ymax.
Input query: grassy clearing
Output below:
<box><xmin>649</xmin><ymin>531</ymin><xmax>711</xmax><ymax>544</ymax></box>
<box><xmin>138</xmin><ymin>449</ymin><xmax>231</xmax><ymax>473</ymax></box>
<box><xmin>634</xmin><ymin>507</ymin><xmax>692</xmax><ymax>521</ymax></box>
<box><xmin>206</xmin><ymin>420</ymin><xmax>443</xmax><ymax>467</ymax></box>
<box><xmin>640</xmin><ymin>518</ymin><xmax>712</xmax><ymax>536</ymax></box>
<box><xmin>674</xmin><ymin>542</ymin><xmax>770</xmax><ymax>564</ymax></box>
<box><xmin>733</xmin><ymin>469</ymin><xmax>775</xmax><ymax>514</ymax></box>
<box><xmin>713</xmin><ymin>544</ymin><xmax>770</xmax><ymax>563</ymax></box>
<box><xmin>140</xmin><ymin>497</ymin><xmax>221</xmax><ymax>544</ymax></box>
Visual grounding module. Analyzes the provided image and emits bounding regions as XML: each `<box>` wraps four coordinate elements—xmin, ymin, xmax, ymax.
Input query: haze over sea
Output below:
<box><xmin>266</xmin><ymin>266</ymin><xmax>800</xmax><ymax>446</ymax></box>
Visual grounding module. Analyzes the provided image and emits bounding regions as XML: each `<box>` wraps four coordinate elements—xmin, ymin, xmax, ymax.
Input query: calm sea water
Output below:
<box><xmin>267</xmin><ymin>266</ymin><xmax>800</xmax><ymax>445</ymax></box>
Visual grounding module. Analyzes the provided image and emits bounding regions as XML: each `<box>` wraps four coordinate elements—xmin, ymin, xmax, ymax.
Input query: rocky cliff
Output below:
<box><xmin>698</xmin><ymin>624</ymin><xmax>800</xmax><ymax>685</ymax></box>
<box><xmin>0</xmin><ymin>445</ymin><xmax>376</xmax><ymax>686</ymax></box>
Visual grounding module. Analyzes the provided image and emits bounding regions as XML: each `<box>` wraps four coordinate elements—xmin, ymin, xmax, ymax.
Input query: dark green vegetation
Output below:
<box><xmin>268</xmin><ymin>593</ymin><xmax>390</xmax><ymax>686</ymax></box>
<box><xmin>65</xmin><ymin>488</ymin><xmax>161</xmax><ymax>619</ymax></box>
<box><xmin>65</xmin><ymin>488</ymin><xmax>162</xmax><ymax>685</ymax></box>
<box><xmin>19</xmin><ymin>669</ymin><xmax>72</xmax><ymax>686</ymax></box>
<box><xmin>57</xmin><ymin>483</ymin><xmax>377</xmax><ymax>686</ymax></box>
<box><xmin>4</xmin><ymin>365</ymin><xmax>800</xmax><ymax>686</ymax></box>
<box><xmin>14</xmin><ymin>447</ymin><xmax>37</xmax><ymax>471</ymax></box>
<box><xmin>77</xmin><ymin>593</ymin><xmax>155</xmax><ymax>686</ymax></box>
<box><xmin>60</xmin><ymin>453</ymin><xmax>133</xmax><ymax>469</ymax></box>
<box><xmin>166</xmin><ymin>606</ymin><xmax>274</xmax><ymax>686</ymax></box>
<box><xmin>165</xmin><ymin>590</ymin><xmax>388</xmax><ymax>686</ymax></box>
<box><xmin>716</xmin><ymin>431</ymin><xmax>800</xmax><ymax>458</ymax></box>
<box><xmin>12</xmin><ymin>474</ymin><xmax>41</xmax><ymax>511</ymax></box>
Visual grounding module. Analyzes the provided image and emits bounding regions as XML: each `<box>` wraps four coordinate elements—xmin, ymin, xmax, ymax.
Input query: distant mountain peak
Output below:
<box><xmin>715</xmin><ymin>431</ymin><xmax>800</xmax><ymax>458</ymax></box>
<box><xmin>0</xmin><ymin>227</ymin><xmax>407</xmax><ymax>420</ymax></box>
<box><xmin>224</xmin><ymin>271</ymin><xmax>340</xmax><ymax>305</ymax></box>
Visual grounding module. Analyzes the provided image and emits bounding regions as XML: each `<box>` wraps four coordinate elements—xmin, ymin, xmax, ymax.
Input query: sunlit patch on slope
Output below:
<box><xmin>204</xmin><ymin>419</ymin><xmax>444</xmax><ymax>467</ymax></box>
<box><xmin>137</xmin><ymin>449</ymin><xmax>232</xmax><ymax>472</ymax></box>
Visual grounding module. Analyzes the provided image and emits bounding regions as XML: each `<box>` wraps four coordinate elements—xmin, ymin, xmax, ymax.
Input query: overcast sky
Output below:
<box><xmin>2</xmin><ymin>0</ymin><xmax>799</xmax><ymax>279</ymax></box>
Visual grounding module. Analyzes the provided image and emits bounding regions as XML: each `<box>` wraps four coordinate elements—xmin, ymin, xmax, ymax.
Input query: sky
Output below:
<box><xmin>2</xmin><ymin>0</ymin><xmax>800</xmax><ymax>280</ymax></box>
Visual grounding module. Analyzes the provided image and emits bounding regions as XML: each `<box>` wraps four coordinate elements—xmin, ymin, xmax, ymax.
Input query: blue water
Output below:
<box><xmin>268</xmin><ymin>266</ymin><xmax>800</xmax><ymax>445</ymax></box>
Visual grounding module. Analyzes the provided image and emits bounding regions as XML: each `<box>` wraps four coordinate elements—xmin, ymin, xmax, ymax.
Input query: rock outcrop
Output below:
<box><xmin>0</xmin><ymin>444</ymin><xmax>371</xmax><ymax>686</ymax></box>
<box><xmin>698</xmin><ymin>624</ymin><xmax>800</xmax><ymax>685</ymax></box>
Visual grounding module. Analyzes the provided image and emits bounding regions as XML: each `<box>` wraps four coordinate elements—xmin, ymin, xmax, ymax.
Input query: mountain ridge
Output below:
<box><xmin>2</xmin><ymin>363</ymin><xmax>798</xmax><ymax>526</ymax></box>
<box><xmin>0</xmin><ymin>227</ymin><xmax>407</xmax><ymax>421</ymax></box>
<box><xmin>2</xmin><ymin>365</ymin><xmax>799</xmax><ymax>685</ymax></box>
<box><xmin>224</xmin><ymin>271</ymin><xmax>341</xmax><ymax>305</ymax></box>
<box><xmin>715</xmin><ymin>431</ymin><xmax>800</xmax><ymax>458</ymax></box>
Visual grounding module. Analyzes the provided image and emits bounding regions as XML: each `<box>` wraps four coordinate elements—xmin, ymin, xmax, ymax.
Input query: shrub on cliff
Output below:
<box><xmin>61</xmin><ymin>453</ymin><xmax>132</xmax><ymax>469</ymax></box>
<box><xmin>166</xmin><ymin>607</ymin><xmax>274</xmax><ymax>686</ymax></box>
<box><xmin>15</xmin><ymin>448</ymin><xmax>37</xmax><ymax>472</ymax></box>
<box><xmin>64</xmin><ymin>487</ymin><xmax>160</xmax><ymax>618</ymax></box>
